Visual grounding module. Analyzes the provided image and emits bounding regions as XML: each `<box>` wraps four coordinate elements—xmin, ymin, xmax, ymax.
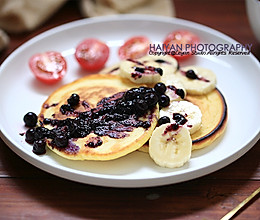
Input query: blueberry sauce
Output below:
<box><xmin>128</xmin><ymin>59</ymin><xmax>163</xmax><ymax>79</ymax></box>
<box><xmin>81</xmin><ymin>101</ymin><xmax>90</xmax><ymax>109</ymax></box>
<box><xmin>23</xmin><ymin>84</ymin><xmax>170</xmax><ymax>155</ymax></box>
<box><xmin>181</xmin><ymin>69</ymin><xmax>210</xmax><ymax>82</ymax></box>
<box><xmin>48</xmin><ymin>139</ymin><xmax>80</xmax><ymax>155</ymax></box>
<box><xmin>167</xmin><ymin>85</ymin><xmax>185</xmax><ymax>99</ymax></box>
<box><xmin>43</xmin><ymin>103</ymin><xmax>58</xmax><ymax>109</ymax></box>
<box><xmin>85</xmin><ymin>136</ymin><xmax>103</xmax><ymax>148</ymax></box>
<box><xmin>131</xmin><ymin>66</ymin><xmax>163</xmax><ymax>79</ymax></box>
<box><xmin>163</xmin><ymin>123</ymin><xmax>179</xmax><ymax>135</ymax></box>
<box><xmin>162</xmin><ymin>113</ymin><xmax>189</xmax><ymax>135</ymax></box>
<box><xmin>63</xmin><ymin>140</ymin><xmax>80</xmax><ymax>154</ymax></box>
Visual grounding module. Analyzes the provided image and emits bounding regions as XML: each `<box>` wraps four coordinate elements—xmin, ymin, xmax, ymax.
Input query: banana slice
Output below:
<box><xmin>119</xmin><ymin>59</ymin><xmax>162</xmax><ymax>84</ymax></box>
<box><xmin>160</xmin><ymin>101</ymin><xmax>202</xmax><ymax>134</ymax></box>
<box><xmin>139</xmin><ymin>55</ymin><xmax>180</xmax><ymax>86</ymax></box>
<box><xmin>139</xmin><ymin>55</ymin><xmax>179</xmax><ymax>82</ymax></box>
<box><xmin>149</xmin><ymin>123</ymin><xmax>192</xmax><ymax>168</ymax></box>
<box><xmin>175</xmin><ymin>66</ymin><xmax>217</xmax><ymax>95</ymax></box>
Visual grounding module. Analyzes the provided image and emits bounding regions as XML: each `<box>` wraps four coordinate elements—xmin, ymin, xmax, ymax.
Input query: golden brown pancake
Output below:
<box><xmin>138</xmin><ymin>88</ymin><xmax>227</xmax><ymax>152</ymax></box>
<box><xmin>39</xmin><ymin>74</ymin><xmax>159</xmax><ymax>161</ymax></box>
<box><xmin>187</xmin><ymin>88</ymin><xmax>228</xmax><ymax>150</ymax></box>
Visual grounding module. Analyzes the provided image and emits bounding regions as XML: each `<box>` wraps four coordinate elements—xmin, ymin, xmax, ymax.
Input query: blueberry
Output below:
<box><xmin>135</xmin><ymin>93</ymin><xmax>144</xmax><ymax>100</ymax></box>
<box><xmin>113</xmin><ymin>113</ymin><xmax>128</xmax><ymax>121</ymax></box>
<box><xmin>71</xmin><ymin>128</ymin><xmax>88</xmax><ymax>138</ymax></box>
<box><xmin>136</xmin><ymin>99</ymin><xmax>148</xmax><ymax>111</ymax></box>
<box><xmin>87</xmin><ymin>142</ymin><xmax>95</xmax><ymax>148</ymax></box>
<box><xmin>144</xmin><ymin>87</ymin><xmax>154</xmax><ymax>94</ymax></box>
<box><xmin>155</xmin><ymin>59</ymin><xmax>166</xmax><ymax>63</ymax></box>
<box><xmin>50</xmin><ymin>119</ymin><xmax>58</xmax><ymax>126</ymax></box>
<box><xmin>23</xmin><ymin>112</ymin><xmax>37</xmax><ymax>127</ymax></box>
<box><xmin>79</xmin><ymin>111</ymin><xmax>92</xmax><ymax>119</ymax></box>
<box><xmin>34</xmin><ymin>127</ymin><xmax>47</xmax><ymax>140</ymax></box>
<box><xmin>56</xmin><ymin>119</ymin><xmax>67</xmax><ymax>127</ymax></box>
<box><xmin>137</xmin><ymin>86</ymin><xmax>147</xmax><ymax>94</ymax></box>
<box><xmin>115</xmin><ymin>101</ymin><xmax>131</xmax><ymax>115</ymax></box>
<box><xmin>32</xmin><ymin>139</ymin><xmax>46</xmax><ymax>155</ymax></box>
<box><xmin>43</xmin><ymin>118</ymin><xmax>51</xmax><ymax>125</ymax></box>
<box><xmin>173</xmin><ymin>113</ymin><xmax>187</xmax><ymax>125</ymax></box>
<box><xmin>67</xmin><ymin>93</ymin><xmax>80</xmax><ymax>106</ymax></box>
<box><xmin>158</xmin><ymin>116</ymin><xmax>171</xmax><ymax>126</ymax></box>
<box><xmin>134</xmin><ymin>67</ymin><xmax>145</xmax><ymax>73</ymax></box>
<box><xmin>159</xmin><ymin>94</ymin><xmax>170</xmax><ymax>107</ymax></box>
<box><xmin>124</xmin><ymin>90</ymin><xmax>136</xmax><ymax>101</ymax></box>
<box><xmin>142</xmin><ymin>121</ymin><xmax>151</xmax><ymax>128</ymax></box>
<box><xmin>155</xmin><ymin>68</ymin><xmax>163</xmax><ymax>76</ymax></box>
<box><xmin>176</xmin><ymin>89</ymin><xmax>185</xmax><ymax>99</ymax></box>
<box><xmin>170</xmin><ymin>123</ymin><xmax>180</xmax><ymax>131</ymax></box>
<box><xmin>46</xmin><ymin>130</ymin><xmax>56</xmax><ymax>139</ymax></box>
<box><xmin>25</xmin><ymin>128</ymin><xmax>35</xmax><ymax>143</ymax></box>
<box><xmin>186</xmin><ymin>69</ymin><xmax>198</xmax><ymax>79</ymax></box>
<box><xmin>87</xmin><ymin>138</ymin><xmax>103</xmax><ymax>148</ymax></box>
<box><xmin>154</xmin><ymin>83</ymin><xmax>166</xmax><ymax>94</ymax></box>
<box><xmin>92</xmin><ymin>111</ymin><xmax>101</xmax><ymax>119</ymax></box>
<box><xmin>36</xmin><ymin>126</ymin><xmax>49</xmax><ymax>135</ymax></box>
<box><xmin>54</xmin><ymin>135</ymin><xmax>68</xmax><ymax>148</ymax></box>
<box><xmin>144</xmin><ymin>93</ymin><xmax>158</xmax><ymax>107</ymax></box>
<box><xmin>60</xmin><ymin>104</ymin><xmax>74</xmax><ymax>114</ymax></box>
<box><xmin>125</xmin><ymin>100</ymin><xmax>135</xmax><ymax>107</ymax></box>
<box><xmin>130</xmin><ymin>88</ymin><xmax>140</xmax><ymax>93</ymax></box>
<box><xmin>96</xmin><ymin>139</ymin><xmax>103</xmax><ymax>146</ymax></box>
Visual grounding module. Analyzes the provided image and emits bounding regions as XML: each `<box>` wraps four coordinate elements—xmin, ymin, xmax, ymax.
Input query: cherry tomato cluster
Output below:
<box><xmin>28</xmin><ymin>30</ymin><xmax>199</xmax><ymax>84</ymax></box>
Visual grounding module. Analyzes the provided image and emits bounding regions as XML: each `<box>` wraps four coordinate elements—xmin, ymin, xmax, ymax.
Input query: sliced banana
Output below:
<box><xmin>160</xmin><ymin>101</ymin><xmax>202</xmax><ymax>134</ymax></box>
<box><xmin>139</xmin><ymin>55</ymin><xmax>179</xmax><ymax>85</ymax></box>
<box><xmin>149</xmin><ymin>123</ymin><xmax>192</xmax><ymax>168</ymax></box>
<box><xmin>175</xmin><ymin>66</ymin><xmax>217</xmax><ymax>95</ymax></box>
<box><xmin>119</xmin><ymin>59</ymin><xmax>162</xmax><ymax>84</ymax></box>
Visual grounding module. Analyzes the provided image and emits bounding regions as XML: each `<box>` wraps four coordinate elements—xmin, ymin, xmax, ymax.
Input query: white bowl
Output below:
<box><xmin>246</xmin><ymin>0</ymin><xmax>260</xmax><ymax>43</ymax></box>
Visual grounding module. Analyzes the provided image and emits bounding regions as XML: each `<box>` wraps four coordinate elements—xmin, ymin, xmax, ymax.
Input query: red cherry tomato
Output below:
<box><xmin>118</xmin><ymin>36</ymin><xmax>150</xmax><ymax>60</ymax></box>
<box><xmin>163</xmin><ymin>30</ymin><xmax>199</xmax><ymax>60</ymax></box>
<box><xmin>75</xmin><ymin>38</ymin><xmax>109</xmax><ymax>71</ymax></box>
<box><xmin>29</xmin><ymin>51</ymin><xmax>67</xmax><ymax>84</ymax></box>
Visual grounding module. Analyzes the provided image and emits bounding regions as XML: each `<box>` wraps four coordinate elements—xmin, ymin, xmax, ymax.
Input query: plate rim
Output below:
<box><xmin>0</xmin><ymin>14</ymin><xmax>260</xmax><ymax>188</ymax></box>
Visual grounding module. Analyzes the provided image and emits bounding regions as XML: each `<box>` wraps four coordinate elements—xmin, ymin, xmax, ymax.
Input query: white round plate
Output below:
<box><xmin>0</xmin><ymin>15</ymin><xmax>259</xmax><ymax>188</ymax></box>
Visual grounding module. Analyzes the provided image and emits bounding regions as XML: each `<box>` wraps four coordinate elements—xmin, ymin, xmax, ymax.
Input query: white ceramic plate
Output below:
<box><xmin>0</xmin><ymin>15</ymin><xmax>259</xmax><ymax>188</ymax></box>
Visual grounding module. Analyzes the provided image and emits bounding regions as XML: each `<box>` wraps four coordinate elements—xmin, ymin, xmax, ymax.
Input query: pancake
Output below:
<box><xmin>39</xmin><ymin>74</ymin><xmax>159</xmax><ymax>161</ymax></box>
<box><xmin>138</xmin><ymin>88</ymin><xmax>227</xmax><ymax>152</ymax></box>
<box><xmin>187</xmin><ymin>88</ymin><xmax>228</xmax><ymax>150</ymax></box>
